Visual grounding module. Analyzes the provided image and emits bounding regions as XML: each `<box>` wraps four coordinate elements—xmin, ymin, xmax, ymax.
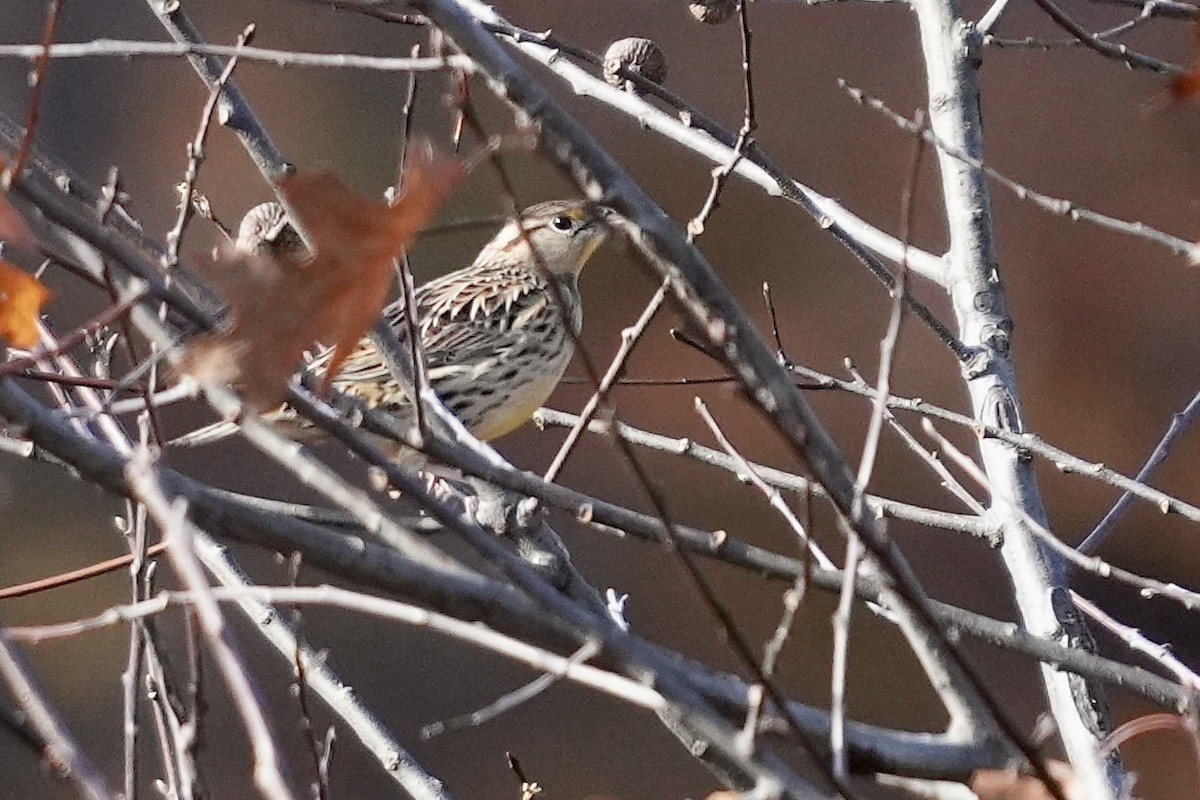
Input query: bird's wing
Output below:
<box><xmin>310</xmin><ymin>265</ymin><xmax>546</xmax><ymax>388</ymax></box>
<box><xmin>409</xmin><ymin>265</ymin><xmax>548</xmax><ymax>367</ymax></box>
<box><xmin>323</xmin><ymin>338</ymin><xmax>391</xmax><ymax>386</ymax></box>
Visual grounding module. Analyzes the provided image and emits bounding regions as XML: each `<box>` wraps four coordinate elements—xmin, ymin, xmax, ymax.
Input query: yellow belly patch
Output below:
<box><xmin>473</xmin><ymin>370</ymin><xmax>563</xmax><ymax>441</ymax></box>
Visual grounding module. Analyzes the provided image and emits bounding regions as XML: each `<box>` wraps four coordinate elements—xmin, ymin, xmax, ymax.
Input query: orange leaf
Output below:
<box><xmin>181</xmin><ymin>145</ymin><xmax>464</xmax><ymax>409</ymax></box>
<box><xmin>0</xmin><ymin>259</ymin><xmax>50</xmax><ymax>348</ymax></box>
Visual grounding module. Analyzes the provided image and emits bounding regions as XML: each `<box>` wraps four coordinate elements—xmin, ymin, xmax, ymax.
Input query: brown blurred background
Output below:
<box><xmin>1</xmin><ymin>0</ymin><xmax>1200</xmax><ymax>798</ymax></box>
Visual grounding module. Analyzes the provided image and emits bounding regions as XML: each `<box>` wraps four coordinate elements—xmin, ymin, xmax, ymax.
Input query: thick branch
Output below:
<box><xmin>0</xmin><ymin>376</ymin><xmax>1012</xmax><ymax>782</ymax></box>
<box><xmin>909</xmin><ymin>0</ymin><xmax>1123</xmax><ymax>794</ymax></box>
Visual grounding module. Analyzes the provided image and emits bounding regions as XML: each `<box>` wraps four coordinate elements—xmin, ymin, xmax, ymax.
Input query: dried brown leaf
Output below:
<box><xmin>280</xmin><ymin>147</ymin><xmax>464</xmax><ymax>388</ymax></box>
<box><xmin>181</xmin><ymin>146</ymin><xmax>463</xmax><ymax>408</ymax></box>
<box><xmin>970</xmin><ymin>761</ymin><xmax>1080</xmax><ymax>800</ymax></box>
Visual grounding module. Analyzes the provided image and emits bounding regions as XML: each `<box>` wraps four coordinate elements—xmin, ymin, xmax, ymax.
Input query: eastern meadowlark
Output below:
<box><xmin>175</xmin><ymin>199</ymin><xmax>614</xmax><ymax>448</ymax></box>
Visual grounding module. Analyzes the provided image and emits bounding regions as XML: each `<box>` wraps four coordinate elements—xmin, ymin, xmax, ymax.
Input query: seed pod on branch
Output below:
<box><xmin>603</xmin><ymin>37</ymin><xmax>667</xmax><ymax>94</ymax></box>
<box><xmin>689</xmin><ymin>0</ymin><xmax>737</xmax><ymax>24</ymax></box>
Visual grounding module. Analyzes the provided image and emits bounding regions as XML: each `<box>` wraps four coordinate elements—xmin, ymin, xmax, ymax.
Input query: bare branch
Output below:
<box><xmin>0</xmin><ymin>39</ymin><xmax>468</xmax><ymax>71</ymax></box>
<box><xmin>0</xmin><ymin>628</ymin><xmax>115</xmax><ymax>800</ymax></box>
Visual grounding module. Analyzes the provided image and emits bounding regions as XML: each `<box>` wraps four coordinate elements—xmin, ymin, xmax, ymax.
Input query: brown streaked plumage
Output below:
<box><xmin>175</xmin><ymin>199</ymin><xmax>613</xmax><ymax>448</ymax></box>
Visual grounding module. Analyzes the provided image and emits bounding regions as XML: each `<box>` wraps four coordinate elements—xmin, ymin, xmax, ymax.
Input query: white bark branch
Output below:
<box><xmin>909</xmin><ymin>0</ymin><xmax>1124</xmax><ymax>795</ymax></box>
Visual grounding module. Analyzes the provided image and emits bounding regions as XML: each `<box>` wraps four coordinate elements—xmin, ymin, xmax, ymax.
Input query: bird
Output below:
<box><xmin>173</xmin><ymin>198</ymin><xmax>615</xmax><ymax>450</ymax></box>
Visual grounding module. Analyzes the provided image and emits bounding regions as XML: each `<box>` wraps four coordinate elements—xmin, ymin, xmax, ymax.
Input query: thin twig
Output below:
<box><xmin>842</xmin><ymin>80</ymin><xmax>1197</xmax><ymax>257</ymax></box>
<box><xmin>385</xmin><ymin>43</ymin><xmax>432</xmax><ymax>442</ymax></box>
<box><xmin>1072</xmin><ymin>591</ymin><xmax>1200</xmax><ymax>770</ymax></box>
<box><xmin>164</xmin><ymin>25</ymin><xmax>253</xmax><ymax>269</ymax></box>
<box><xmin>138</xmin><ymin>605</ymin><xmax>194</xmax><ymax>800</ymax></box>
<box><xmin>421</xmin><ymin>640</ymin><xmax>601</xmax><ymax>738</ymax></box>
<box><xmin>545</xmin><ymin>72</ymin><xmax>758</xmax><ymax>483</ymax></box>
<box><xmin>750</xmin><ymin>565</ymin><xmax>810</xmax><ymax>738</ymax></box>
<box><xmin>595</xmin><ymin>403</ymin><xmax>862</xmax><ymax>796</ymax></box>
<box><xmin>1029</xmin><ymin>0</ymin><xmax>1182</xmax><ymax>72</ymax></box>
<box><xmin>195</xmin><ymin>532</ymin><xmax>455</xmax><ymax>800</ymax></box>
<box><xmin>120</xmin><ymin>499</ymin><xmax>149</xmax><ymax>800</ymax></box>
<box><xmin>1071</xmin><ymin>592</ymin><xmax>1200</xmax><ymax>690</ymax></box>
<box><xmin>694</xmin><ymin>398</ymin><xmax>835</xmax><ymax>570</ymax></box>
<box><xmin>0</xmin><ymin>40</ymin><xmax>467</xmax><ymax>71</ymax></box>
<box><xmin>0</xmin><ymin>290</ymin><xmax>146</xmax><ymax>377</ymax></box>
<box><xmin>9</xmin><ymin>588</ymin><xmax>657</xmax><ymax>710</ymax></box>
<box><xmin>924</xmin><ymin>420</ymin><xmax>1200</xmax><ymax>611</ymax></box>
<box><xmin>2</xmin><ymin>0</ymin><xmax>61</xmax><ymax>187</ymax></box>
<box><xmin>284</xmin><ymin>556</ymin><xmax>333</xmax><ymax>800</ymax></box>
<box><xmin>1092</xmin><ymin>0</ymin><xmax>1199</xmax><ymax>20</ymax></box>
<box><xmin>0</xmin><ymin>627</ymin><xmax>114</xmax><ymax>800</ymax></box>
<box><xmin>127</xmin><ymin>451</ymin><xmax>297</xmax><ymax>800</ymax></box>
<box><xmin>977</xmin><ymin>0</ymin><xmax>1015</xmax><ymax>34</ymax></box>
<box><xmin>1079</xmin><ymin>384</ymin><xmax>1200</xmax><ymax>555</ymax></box>
<box><xmin>536</xmin><ymin>408</ymin><xmax>995</xmax><ymax>538</ymax></box>
<box><xmin>833</xmin><ymin>111</ymin><xmax>927</xmax><ymax>779</ymax></box>
<box><xmin>0</xmin><ymin>542</ymin><xmax>168</xmax><ymax>599</ymax></box>
<box><xmin>637</xmin><ymin>333</ymin><xmax>1200</xmax><ymax>537</ymax></box>
<box><xmin>542</xmin><ymin>280</ymin><xmax>667</xmax><ymax>483</ymax></box>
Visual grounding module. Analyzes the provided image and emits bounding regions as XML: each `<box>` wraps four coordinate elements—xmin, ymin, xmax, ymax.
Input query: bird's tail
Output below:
<box><xmin>170</xmin><ymin>419</ymin><xmax>241</xmax><ymax>447</ymax></box>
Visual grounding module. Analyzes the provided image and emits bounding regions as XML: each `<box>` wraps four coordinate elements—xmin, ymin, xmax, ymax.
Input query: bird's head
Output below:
<box><xmin>479</xmin><ymin>199</ymin><xmax>616</xmax><ymax>278</ymax></box>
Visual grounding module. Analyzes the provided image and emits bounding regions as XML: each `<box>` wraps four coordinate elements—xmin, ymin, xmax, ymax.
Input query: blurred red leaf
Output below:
<box><xmin>1170</xmin><ymin>23</ymin><xmax>1200</xmax><ymax>101</ymax></box>
<box><xmin>0</xmin><ymin>259</ymin><xmax>50</xmax><ymax>348</ymax></box>
<box><xmin>1171</xmin><ymin>71</ymin><xmax>1200</xmax><ymax>102</ymax></box>
<box><xmin>181</xmin><ymin>145</ymin><xmax>464</xmax><ymax>408</ymax></box>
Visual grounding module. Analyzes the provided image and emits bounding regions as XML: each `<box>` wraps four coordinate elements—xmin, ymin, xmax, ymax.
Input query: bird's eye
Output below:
<box><xmin>550</xmin><ymin>214</ymin><xmax>575</xmax><ymax>232</ymax></box>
